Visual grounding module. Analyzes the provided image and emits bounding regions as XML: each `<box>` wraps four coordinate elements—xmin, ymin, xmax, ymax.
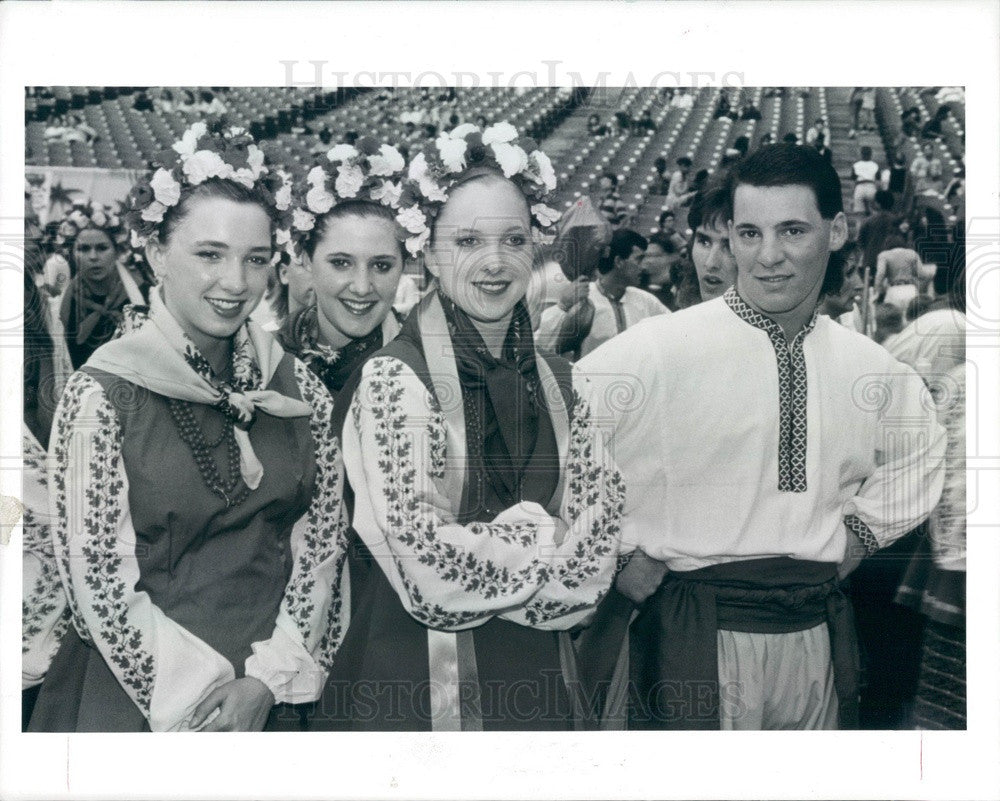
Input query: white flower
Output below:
<box><xmin>149</xmin><ymin>169</ymin><xmax>181</xmax><ymax>207</ymax></box>
<box><xmin>491</xmin><ymin>142</ymin><xmax>529</xmax><ymax>178</ymax></box>
<box><xmin>275</xmin><ymin>228</ymin><xmax>291</xmax><ymax>245</ymax></box>
<box><xmin>435</xmin><ymin>134</ymin><xmax>468</xmax><ymax>173</ymax></box>
<box><xmin>246</xmin><ymin>145</ymin><xmax>266</xmax><ymax>177</ymax></box>
<box><xmin>396</xmin><ymin>205</ymin><xmax>428</xmax><ymax>235</ymax></box>
<box><xmin>449</xmin><ymin>122</ymin><xmax>479</xmax><ymax>140</ymax></box>
<box><xmin>108</xmin><ymin>215</ymin><xmax>120</xmax><ymax>228</ymax></box>
<box><xmin>141</xmin><ymin>200</ymin><xmax>168</xmax><ymax>223</ymax></box>
<box><xmin>306</xmin><ymin>185</ymin><xmax>336</xmax><ymax>214</ymax></box>
<box><xmin>368</xmin><ymin>144</ymin><xmax>405</xmax><ymax>176</ymax></box>
<box><xmin>531</xmin><ymin>150</ymin><xmax>557</xmax><ymax>192</ymax></box>
<box><xmin>408</xmin><ymin>153</ymin><xmax>448</xmax><ymax>203</ymax></box>
<box><xmin>292</xmin><ymin>208</ymin><xmax>315</xmax><ymax>231</ymax></box>
<box><xmin>232</xmin><ymin>168</ymin><xmax>257</xmax><ymax>189</ymax></box>
<box><xmin>306</xmin><ymin>166</ymin><xmax>328</xmax><ymax>188</ymax></box>
<box><xmin>405</xmin><ymin>228</ymin><xmax>430</xmax><ymax>256</ymax></box>
<box><xmin>482</xmin><ymin>121</ymin><xmax>519</xmax><ymax>146</ymax></box>
<box><xmin>69</xmin><ymin>210</ymin><xmax>89</xmax><ymax>228</ymax></box>
<box><xmin>130</xmin><ymin>229</ymin><xmax>144</xmax><ymax>249</ymax></box>
<box><xmin>334</xmin><ymin>164</ymin><xmax>365</xmax><ymax>199</ymax></box>
<box><xmin>327</xmin><ymin>144</ymin><xmax>359</xmax><ymax>163</ymax></box>
<box><xmin>530</xmin><ymin>203</ymin><xmax>561</xmax><ymax>227</ymax></box>
<box><xmin>370</xmin><ymin>179</ymin><xmax>403</xmax><ymax>208</ymax></box>
<box><xmin>172</xmin><ymin>122</ymin><xmax>208</xmax><ymax>157</ymax></box>
<box><xmin>90</xmin><ymin>208</ymin><xmax>108</xmax><ymax>227</ymax></box>
<box><xmin>274</xmin><ymin>182</ymin><xmax>292</xmax><ymax>211</ymax></box>
<box><xmin>183</xmin><ymin>150</ymin><xmax>230</xmax><ymax>185</ymax></box>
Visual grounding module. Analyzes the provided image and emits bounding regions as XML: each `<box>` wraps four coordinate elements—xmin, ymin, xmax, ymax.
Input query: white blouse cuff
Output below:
<box><xmin>244</xmin><ymin>624</ymin><xmax>325</xmax><ymax>705</ymax></box>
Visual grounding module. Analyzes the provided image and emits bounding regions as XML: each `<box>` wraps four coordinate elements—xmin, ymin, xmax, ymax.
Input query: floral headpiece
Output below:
<box><xmin>52</xmin><ymin>199</ymin><xmax>124</xmax><ymax>249</ymax></box>
<box><xmin>123</xmin><ymin>122</ymin><xmax>293</xmax><ymax>264</ymax></box>
<box><xmin>285</xmin><ymin>136</ymin><xmax>414</xmax><ymax>255</ymax></box>
<box><xmin>404</xmin><ymin>121</ymin><xmax>561</xmax><ymax>248</ymax></box>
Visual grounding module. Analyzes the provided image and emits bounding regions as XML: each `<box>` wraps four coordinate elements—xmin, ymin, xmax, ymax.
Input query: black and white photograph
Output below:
<box><xmin>2</xmin><ymin>3</ymin><xmax>998</xmax><ymax>800</ymax></box>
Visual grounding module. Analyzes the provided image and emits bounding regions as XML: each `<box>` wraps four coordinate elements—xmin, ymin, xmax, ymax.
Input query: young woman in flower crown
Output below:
<box><xmin>56</xmin><ymin>200</ymin><xmax>150</xmax><ymax>369</ymax></box>
<box><xmin>277</xmin><ymin>138</ymin><xmax>409</xmax><ymax>399</ymax></box>
<box><xmin>28</xmin><ymin>123</ymin><xmax>346</xmax><ymax>732</ymax></box>
<box><xmin>314</xmin><ymin>122</ymin><xmax>625</xmax><ymax>732</ymax></box>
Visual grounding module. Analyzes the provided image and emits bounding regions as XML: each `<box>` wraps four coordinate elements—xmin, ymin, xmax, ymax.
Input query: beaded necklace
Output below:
<box><xmin>167</xmin><ymin>398</ymin><xmax>250</xmax><ymax>509</ymax></box>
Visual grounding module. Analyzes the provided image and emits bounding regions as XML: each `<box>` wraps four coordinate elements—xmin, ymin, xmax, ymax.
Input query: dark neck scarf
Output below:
<box><xmin>438</xmin><ymin>294</ymin><xmax>540</xmax><ymax>489</ymax></box>
<box><xmin>63</xmin><ymin>271</ymin><xmax>129</xmax><ymax>346</ymax></box>
<box><xmin>278</xmin><ymin>304</ymin><xmax>385</xmax><ymax>395</ymax></box>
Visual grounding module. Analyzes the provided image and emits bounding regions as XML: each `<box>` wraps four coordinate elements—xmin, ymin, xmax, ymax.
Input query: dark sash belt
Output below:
<box><xmin>626</xmin><ymin>557</ymin><xmax>861</xmax><ymax>730</ymax></box>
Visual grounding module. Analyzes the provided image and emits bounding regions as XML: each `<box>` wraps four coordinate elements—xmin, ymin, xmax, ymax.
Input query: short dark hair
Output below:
<box><xmin>874</xmin><ymin>189</ymin><xmax>895</xmax><ymax>210</ymax></box>
<box><xmin>727</xmin><ymin>143</ymin><xmax>846</xmax><ymax>294</ymax></box>
<box><xmin>598</xmin><ymin>228</ymin><xmax>647</xmax><ymax>274</ymax></box>
<box><xmin>782</xmin><ymin>132</ymin><xmax>798</xmax><ymax>144</ymax></box>
<box><xmin>687</xmin><ymin>181</ymin><xmax>731</xmax><ymax>233</ymax></box>
<box><xmin>860</xmin><ymin>146</ymin><xmax>873</xmax><ymax>160</ymax></box>
<box><xmin>658</xmin><ymin>209</ymin><xmax>675</xmax><ymax>227</ymax></box>
<box><xmin>676</xmin><ymin>156</ymin><xmax>692</xmax><ymax>168</ymax></box>
<box><xmin>646</xmin><ymin>231</ymin><xmax>677</xmax><ymax>255</ymax></box>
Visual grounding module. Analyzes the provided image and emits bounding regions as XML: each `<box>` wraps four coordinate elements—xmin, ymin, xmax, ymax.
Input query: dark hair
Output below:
<box><xmin>688</xmin><ymin>181</ymin><xmax>731</xmax><ymax>233</ymax></box>
<box><xmin>874</xmin><ymin>189</ymin><xmax>895</xmax><ymax>210</ymax></box>
<box><xmin>158</xmin><ymin>178</ymin><xmax>278</xmax><ymax>246</ymax></box>
<box><xmin>733</xmin><ymin>135</ymin><xmax>750</xmax><ymax>155</ymax></box>
<box><xmin>782</xmin><ymin>132</ymin><xmax>798</xmax><ymax>144</ymax></box>
<box><xmin>601</xmin><ymin>172</ymin><xmax>618</xmax><ymax>187</ymax></box>
<box><xmin>873</xmin><ymin>303</ymin><xmax>903</xmax><ymax>344</ymax></box>
<box><xmin>646</xmin><ymin>231</ymin><xmax>676</xmax><ymax>255</ymax></box>
<box><xmin>658</xmin><ymin>209</ymin><xmax>675</xmax><ymax>227</ymax></box>
<box><xmin>597</xmin><ymin>228</ymin><xmax>647</xmax><ymax>274</ymax></box>
<box><xmin>882</xmin><ymin>235</ymin><xmax>907</xmax><ymax>252</ymax></box>
<box><xmin>654</xmin><ymin>156</ymin><xmax>668</xmax><ymax>175</ymax></box>
<box><xmin>303</xmin><ymin>199</ymin><xmax>402</xmax><ymax>260</ymax></box>
<box><xmin>676</xmin><ymin>156</ymin><xmax>692</xmax><ymax>168</ymax></box>
<box><xmin>728</xmin><ymin>143</ymin><xmax>846</xmax><ymax>294</ymax></box>
<box><xmin>860</xmin><ymin>146</ymin><xmax>873</xmax><ymax>160</ymax></box>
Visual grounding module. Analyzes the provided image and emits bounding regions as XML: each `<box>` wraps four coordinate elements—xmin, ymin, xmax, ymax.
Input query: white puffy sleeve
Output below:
<box><xmin>22</xmin><ymin>426</ymin><xmax>70</xmax><ymax>689</ymax></box>
<box><xmin>343</xmin><ymin>356</ymin><xmax>624</xmax><ymax>632</ymax></box>
<box><xmin>243</xmin><ymin>360</ymin><xmax>349</xmax><ymax>704</ymax></box>
<box><xmin>49</xmin><ymin>371</ymin><xmax>235</xmax><ymax>732</ymax></box>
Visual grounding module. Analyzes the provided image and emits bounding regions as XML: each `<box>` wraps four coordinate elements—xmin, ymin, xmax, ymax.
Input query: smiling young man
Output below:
<box><xmin>576</xmin><ymin>144</ymin><xmax>945</xmax><ymax>730</ymax></box>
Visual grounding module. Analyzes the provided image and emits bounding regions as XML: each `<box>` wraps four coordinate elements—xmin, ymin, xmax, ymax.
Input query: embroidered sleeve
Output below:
<box><xmin>929</xmin><ymin>366</ymin><xmax>966</xmax><ymax>571</ymax></box>
<box><xmin>501</xmin><ymin>373</ymin><xmax>625</xmax><ymax>630</ymax></box>
<box><xmin>50</xmin><ymin>371</ymin><xmax>235</xmax><ymax>731</ymax></box>
<box><xmin>244</xmin><ymin>360</ymin><xmax>348</xmax><ymax>703</ymax></box>
<box><xmin>22</xmin><ymin>426</ymin><xmax>71</xmax><ymax>689</ymax></box>
<box><xmin>846</xmin><ymin>362</ymin><xmax>947</xmax><ymax>553</ymax></box>
<box><xmin>343</xmin><ymin>356</ymin><xmax>622</xmax><ymax>632</ymax></box>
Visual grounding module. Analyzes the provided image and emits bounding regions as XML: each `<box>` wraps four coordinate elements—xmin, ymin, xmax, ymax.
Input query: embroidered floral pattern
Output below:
<box><xmin>51</xmin><ymin>372</ymin><xmax>155</xmax><ymax>712</ymax></box>
<box><xmin>22</xmin><ymin>434</ymin><xmax>71</xmax><ymax>658</ymax></box>
<box><xmin>724</xmin><ymin>287</ymin><xmax>817</xmax><ymax>493</ymax></box>
<box><xmin>289</xmin><ymin>359</ymin><xmax>348</xmax><ymax>670</ymax></box>
<box><xmin>359</xmin><ymin>357</ymin><xmax>548</xmax><ymax>608</ymax></box>
<box><xmin>355</xmin><ymin>356</ymin><xmax>624</xmax><ymax>629</ymax></box>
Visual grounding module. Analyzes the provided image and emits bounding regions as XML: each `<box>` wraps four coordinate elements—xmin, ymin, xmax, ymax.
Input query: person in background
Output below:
<box><xmin>638</xmin><ymin>232</ymin><xmax>679</xmax><ymax>310</ymax></box>
<box><xmin>657</xmin><ymin>209</ymin><xmax>688</xmax><ymax>253</ymax></box>
<box><xmin>872</xmin><ymin>303</ymin><xmax>904</xmax><ymax>348</ymax></box>
<box><xmin>537</xmin><ymin>228</ymin><xmax>668</xmax><ymax>360</ymax></box>
<box><xmin>852</xmin><ymin>146</ymin><xmax>881</xmax><ymax>215</ymax></box>
<box><xmin>813</xmin><ymin>133</ymin><xmax>834</xmax><ymax>165</ymax></box>
<box><xmin>805</xmin><ymin>117</ymin><xmax>827</xmax><ymax>146</ymax></box>
<box><xmin>597</xmin><ymin>172</ymin><xmax>628</xmax><ymax>228</ymax></box>
<box><xmin>666</xmin><ymin>156</ymin><xmax>696</xmax><ymax>210</ymax></box>
<box><xmin>687</xmin><ymin>181</ymin><xmax>737</xmax><ymax>303</ymax></box>
<box><xmin>875</xmin><ymin>236</ymin><xmax>921</xmax><ymax>313</ymax></box>
<box><xmin>857</xmin><ymin>190</ymin><xmax>902</xmax><ymax>272</ymax></box>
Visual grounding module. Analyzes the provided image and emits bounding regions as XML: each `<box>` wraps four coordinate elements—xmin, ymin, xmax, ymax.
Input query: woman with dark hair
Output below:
<box><xmin>28</xmin><ymin>123</ymin><xmax>343</xmax><ymax>732</ymax></box>
<box><xmin>314</xmin><ymin>122</ymin><xmax>624</xmax><ymax>731</ymax></box>
<box><xmin>57</xmin><ymin>201</ymin><xmax>149</xmax><ymax>368</ymax></box>
<box><xmin>278</xmin><ymin>138</ymin><xmax>408</xmax><ymax>399</ymax></box>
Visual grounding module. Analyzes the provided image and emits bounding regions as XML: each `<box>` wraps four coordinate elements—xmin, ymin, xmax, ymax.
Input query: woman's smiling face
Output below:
<box><xmin>427</xmin><ymin>175</ymin><xmax>533</xmax><ymax>323</ymax></box>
